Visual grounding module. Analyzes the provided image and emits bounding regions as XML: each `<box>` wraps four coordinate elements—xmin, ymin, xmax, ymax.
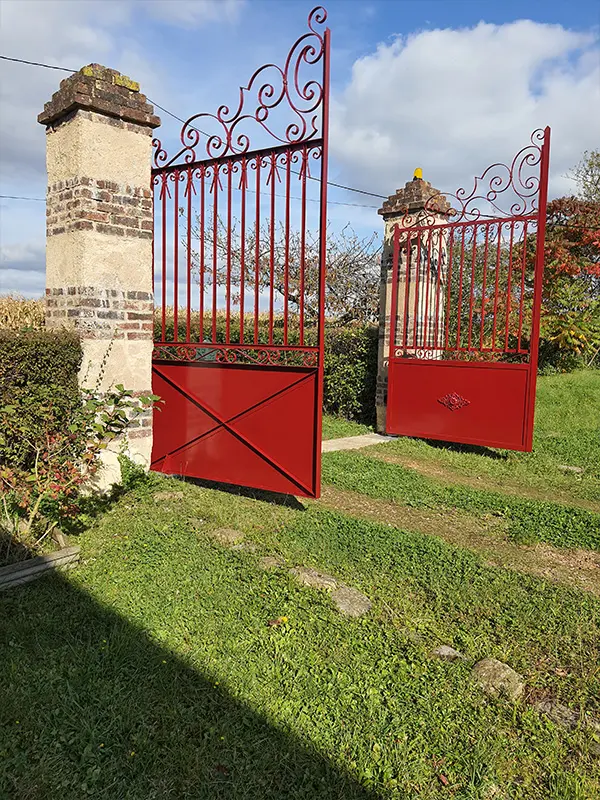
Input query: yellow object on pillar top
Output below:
<box><xmin>413</xmin><ymin>168</ymin><xmax>423</xmax><ymax>180</ymax></box>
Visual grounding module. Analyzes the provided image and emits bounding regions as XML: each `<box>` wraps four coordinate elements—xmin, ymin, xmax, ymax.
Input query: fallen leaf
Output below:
<box><xmin>267</xmin><ymin>616</ymin><xmax>288</xmax><ymax>628</ymax></box>
<box><xmin>437</xmin><ymin>774</ymin><xmax>449</xmax><ymax>787</ymax></box>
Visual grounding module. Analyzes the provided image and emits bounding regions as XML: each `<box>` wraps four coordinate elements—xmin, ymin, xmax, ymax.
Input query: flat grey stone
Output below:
<box><xmin>534</xmin><ymin>699</ymin><xmax>600</xmax><ymax>732</ymax></box>
<box><xmin>558</xmin><ymin>464</ymin><xmax>584</xmax><ymax>474</ymax></box>
<box><xmin>331</xmin><ymin>585</ymin><xmax>372</xmax><ymax>617</ymax></box>
<box><xmin>431</xmin><ymin>645</ymin><xmax>467</xmax><ymax>662</ymax></box>
<box><xmin>259</xmin><ymin>555</ymin><xmax>285</xmax><ymax>570</ymax></box>
<box><xmin>209</xmin><ymin>528</ymin><xmax>245</xmax><ymax>546</ymax></box>
<box><xmin>290</xmin><ymin>566</ymin><xmax>338</xmax><ymax>591</ymax></box>
<box><xmin>153</xmin><ymin>491</ymin><xmax>184</xmax><ymax>501</ymax></box>
<box><xmin>472</xmin><ymin>658</ymin><xmax>524</xmax><ymax>701</ymax></box>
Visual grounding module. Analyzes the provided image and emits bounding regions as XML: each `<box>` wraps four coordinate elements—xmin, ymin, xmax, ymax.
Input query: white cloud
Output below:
<box><xmin>330</xmin><ymin>20</ymin><xmax>600</xmax><ymax>204</ymax></box>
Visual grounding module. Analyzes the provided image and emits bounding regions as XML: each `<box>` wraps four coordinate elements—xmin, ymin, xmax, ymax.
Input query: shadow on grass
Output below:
<box><xmin>178</xmin><ymin>475</ymin><xmax>307</xmax><ymax>510</ymax></box>
<box><xmin>0</xmin><ymin>569</ymin><xmax>372</xmax><ymax>799</ymax></box>
<box><xmin>422</xmin><ymin>438</ymin><xmax>508</xmax><ymax>460</ymax></box>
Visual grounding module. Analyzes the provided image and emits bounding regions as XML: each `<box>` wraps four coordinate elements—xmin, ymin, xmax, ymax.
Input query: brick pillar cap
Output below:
<box><xmin>38</xmin><ymin>63</ymin><xmax>161</xmax><ymax>129</ymax></box>
<box><xmin>378</xmin><ymin>177</ymin><xmax>452</xmax><ymax>218</ymax></box>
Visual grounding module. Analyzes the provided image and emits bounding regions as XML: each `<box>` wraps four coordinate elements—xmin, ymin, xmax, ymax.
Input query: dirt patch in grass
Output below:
<box><xmin>316</xmin><ymin>485</ymin><xmax>600</xmax><ymax>597</ymax></box>
<box><xmin>366</xmin><ymin>450</ymin><xmax>600</xmax><ymax>514</ymax></box>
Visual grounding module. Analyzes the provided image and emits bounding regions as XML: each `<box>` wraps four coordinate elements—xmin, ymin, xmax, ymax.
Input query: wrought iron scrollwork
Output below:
<box><xmin>152</xmin><ymin>6</ymin><xmax>328</xmax><ymax>168</ymax></box>
<box><xmin>153</xmin><ymin>344</ymin><xmax>319</xmax><ymax>368</ymax></box>
<box><xmin>397</xmin><ymin>129</ymin><xmax>545</xmax><ymax>228</ymax></box>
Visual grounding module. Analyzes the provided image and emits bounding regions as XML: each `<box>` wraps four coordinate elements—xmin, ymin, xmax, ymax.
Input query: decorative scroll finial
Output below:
<box><xmin>152</xmin><ymin>6</ymin><xmax>328</xmax><ymax>168</ymax></box>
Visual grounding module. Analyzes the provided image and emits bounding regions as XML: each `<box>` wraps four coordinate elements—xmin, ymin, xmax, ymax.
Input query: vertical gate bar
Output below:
<box><xmin>254</xmin><ymin>156</ymin><xmax>261</xmax><ymax>344</ymax></box>
<box><xmin>412</xmin><ymin>230</ymin><xmax>422</xmax><ymax>350</ymax></box>
<box><xmin>240</xmin><ymin>156</ymin><xmax>246</xmax><ymax>344</ymax></box>
<box><xmin>226</xmin><ymin>163</ymin><xmax>232</xmax><ymax>343</ymax></box>
<box><xmin>212</xmin><ymin>164</ymin><xmax>219</xmax><ymax>343</ymax></box>
<box><xmin>284</xmin><ymin>150</ymin><xmax>291</xmax><ymax>346</ymax></box>
<box><xmin>433</xmin><ymin>226</ymin><xmax>444</xmax><ymax>350</ymax></box>
<box><xmin>314</xmin><ymin>25</ymin><xmax>330</xmax><ymax>499</ymax></box>
<box><xmin>504</xmin><ymin>220</ymin><xmax>516</xmax><ymax>351</ymax></box>
<box><xmin>524</xmin><ymin>126</ymin><xmax>550</xmax><ymax>450</ymax></box>
<box><xmin>444</xmin><ymin>227</ymin><xmax>454</xmax><ymax>352</ymax></box>
<box><xmin>299</xmin><ymin>146</ymin><xmax>307</xmax><ymax>346</ymax></box>
<box><xmin>151</xmin><ymin>178</ymin><xmax>155</xmax><ymax>312</ymax></box>
<box><xmin>402</xmin><ymin>232</ymin><xmax>412</xmax><ymax>349</ymax></box>
<box><xmin>422</xmin><ymin>229</ymin><xmax>433</xmax><ymax>348</ymax></box>
<box><xmin>491</xmin><ymin>221</ymin><xmax>502</xmax><ymax>350</ymax></box>
<box><xmin>268</xmin><ymin>153</ymin><xmax>276</xmax><ymax>345</ymax></box>
<box><xmin>516</xmin><ymin>220</ymin><xmax>529</xmax><ymax>352</ymax></box>
<box><xmin>456</xmin><ymin>226</ymin><xmax>467</xmax><ymax>350</ymax></box>
<box><xmin>388</xmin><ymin>226</ymin><xmax>400</xmax><ymax>363</ymax></box>
<box><xmin>199</xmin><ymin>166</ymin><xmax>205</xmax><ymax>343</ymax></box>
<box><xmin>186</xmin><ymin>168</ymin><xmax>192</xmax><ymax>342</ymax></box>
<box><xmin>467</xmin><ymin>223</ymin><xmax>478</xmax><ymax>350</ymax></box>
<box><xmin>173</xmin><ymin>171</ymin><xmax>179</xmax><ymax>342</ymax></box>
<box><xmin>479</xmin><ymin>222</ymin><xmax>490</xmax><ymax>350</ymax></box>
<box><xmin>161</xmin><ymin>176</ymin><xmax>167</xmax><ymax>342</ymax></box>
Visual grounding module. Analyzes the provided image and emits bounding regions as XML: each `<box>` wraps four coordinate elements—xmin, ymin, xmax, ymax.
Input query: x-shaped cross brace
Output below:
<box><xmin>151</xmin><ymin>365</ymin><xmax>316</xmax><ymax>496</ymax></box>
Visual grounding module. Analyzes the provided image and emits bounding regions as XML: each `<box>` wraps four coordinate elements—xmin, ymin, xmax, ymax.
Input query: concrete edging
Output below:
<box><xmin>0</xmin><ymin>546</ymin><xmax>80</xmax><ymax>591</ymax></box>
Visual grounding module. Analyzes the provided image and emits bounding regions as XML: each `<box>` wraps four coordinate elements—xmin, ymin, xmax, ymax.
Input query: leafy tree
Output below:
<box><xmin>567</xmin><ymin>149</ymin><xmax>600</xmax><ymax>203</ymax></box>
<box><xmin>188</xmin><ymin>215</ymin><xmax>382</xmax><ymax>324</ymax></box>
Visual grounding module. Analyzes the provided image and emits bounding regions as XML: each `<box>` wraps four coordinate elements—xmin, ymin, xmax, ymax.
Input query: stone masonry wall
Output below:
<box><xmin>40</xmin><ymin>63</ymin><xmax>160</xmax><ymax>485</ymax></box>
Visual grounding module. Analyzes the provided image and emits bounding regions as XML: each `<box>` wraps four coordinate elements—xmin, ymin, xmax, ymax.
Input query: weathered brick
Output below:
<box><xmin>127</xmin><ymin>312</ymin><xmax>151</xmax><ymax>321</ymax></box>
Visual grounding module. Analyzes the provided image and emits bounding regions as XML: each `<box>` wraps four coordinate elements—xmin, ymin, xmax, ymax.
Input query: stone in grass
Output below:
<box><xmin>209</xmin><ymin>528</ymin><xmax>246</xmax><ymax>547</ymax></box>
<box><xmin>472</xmin><ymin>658</ymin><xmax>524</xmax><ymax>701</ymax></box>
<box><xmin>534</xmin><ymin>699</ymin><xmax>600</xmax><ymax>733</ymax></box>
<box><xmin>153</xmin><ymin>491</ymin><xmax>184</xmax><ymax>502</ymax></box>
<box><xmin>259</xmin><ymin>555</ymin><xmax>285</xmax><ymax>570</ymax></box>
<box><xmin>558</xmin><ymin>464</ymin><xmax>584</xmax><ymax>474</ymax></box>
<box><xmin>431</xmin><ymin>645</ymin><xmax>467</xmax><ymax>662</ymax></box>
<box><xmin>290</xmin><ymin>566</ymin><xmax>338</xmax><ymax>591</ymax></box>
<box><xmin>331</xmin><ymin>585</ymin><xmax>372</xmax><ymax>618</ymax></box>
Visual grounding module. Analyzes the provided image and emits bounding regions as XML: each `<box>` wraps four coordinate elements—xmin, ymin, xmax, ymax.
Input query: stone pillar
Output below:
<box><xmin>38</xmin><ymin>64</ymin><xmax>160</xmax><ymax>486</ymax></box>
<box><xmin>375</xmin><ymin>172</ymin><xmax>452</xmax><ymax>433</ymax></box>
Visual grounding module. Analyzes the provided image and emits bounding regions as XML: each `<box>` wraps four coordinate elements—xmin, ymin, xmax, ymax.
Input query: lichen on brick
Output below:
<box><xmin>113</xmin><ymin>74</ymin><xmax>140</xmax><ymax>92</ymax></box>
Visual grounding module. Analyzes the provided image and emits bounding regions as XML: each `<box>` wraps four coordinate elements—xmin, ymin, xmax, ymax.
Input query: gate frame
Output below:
<box><xmin>149</xmin><ymin>6</ymin><xmax>330</xmax><ymax>497</ymax></box>
<box><xmin>385</xmin><ymin>127</ymin><xmax>550</xmax><ymax>452</ymax></box>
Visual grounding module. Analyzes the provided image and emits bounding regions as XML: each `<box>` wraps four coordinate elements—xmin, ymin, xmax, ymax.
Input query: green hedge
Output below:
<box><xmin>323</xmin><ymin>326</ymin><xmax>378</xmax><ymax>424</ymax></box>
<box><xmin>154</xmin><ymin>315</ymin><xmax>379</xmax><ymax>425</ymax></box>
<box><xmin>0</xmin><ymin>330</ymin><xmax>82</xmax><ymax>470</ymax></box>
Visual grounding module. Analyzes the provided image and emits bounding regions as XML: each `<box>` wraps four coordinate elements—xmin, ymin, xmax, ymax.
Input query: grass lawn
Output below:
<box><xmin>367</xmin><ymin>370</ymin><xmax>600</xmax><ymax>508</ymax></box>
<box><xmin>322</xmin><ymin>415</ymin><xmax>373</xmax><ymax>440</ymax></box>
<box><xmin>1</xmin><ymin>371</ymin><xmax>599</xmax><ymax>799</ymax></box>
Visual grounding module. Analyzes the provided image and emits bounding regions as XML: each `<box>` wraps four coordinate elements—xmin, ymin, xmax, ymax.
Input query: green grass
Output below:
<box><xmin>322</xmin><ymin>414</ymin><xmax>373</xmax><ymax>440</ymax></box>
<box><xmin>1</xmin><ymin>476</ymin><xmax>599</xmax><ymax>799</ymax></box>
<box><xmin>322</xmin><ymin>451</ymin><xmax>600</xmax><ymax>551</ymax></box>
<box><xmin>376</xmin><ymin>370</ymin><xmax>600</xmax><ymax>506</ymax></box>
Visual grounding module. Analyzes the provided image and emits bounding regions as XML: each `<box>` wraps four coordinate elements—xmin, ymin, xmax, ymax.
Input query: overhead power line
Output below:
<box><xmin>0</xmin><ymin>192</ymin><xmax>379</xmax><ymax>209</ymax></box>
<box><xmin>0</xmin><ymin>53</ymin><xmax>387</xmax><ymax>201</ymax></box>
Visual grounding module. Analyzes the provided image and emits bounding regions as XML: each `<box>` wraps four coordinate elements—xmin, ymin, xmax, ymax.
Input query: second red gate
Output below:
<box><xmin>386</xmin><ymin>128</ymin><xmax>550</xmax><ymax>451</ymax></box>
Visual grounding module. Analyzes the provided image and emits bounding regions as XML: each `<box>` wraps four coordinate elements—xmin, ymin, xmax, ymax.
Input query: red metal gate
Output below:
<box><xmin>386</xmin><ymin>128</ymin><xmax>550</xmax><ymax>451</ymax></box>
<box><xmin>150</xmin><ymin>7</ymin><xmax>330</xmax><ymax>497</ymax></box>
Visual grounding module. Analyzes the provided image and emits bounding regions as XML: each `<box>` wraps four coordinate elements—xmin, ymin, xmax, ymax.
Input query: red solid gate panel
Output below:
<box><xmin>150</xmin><ymin>7</ymin><xmax>330</xmax><ymax>497</ymax></box>
<box><xmin>386</xmin><ymin>128</ymin><xmax>550</xmax><ymax>451</ymax></box>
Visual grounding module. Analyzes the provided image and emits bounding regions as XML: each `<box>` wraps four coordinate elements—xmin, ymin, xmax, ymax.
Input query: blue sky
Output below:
<box><xmin>1</xmin><ymin>0</ymin><xmax>599</xmax><ymax>296</ymax></box>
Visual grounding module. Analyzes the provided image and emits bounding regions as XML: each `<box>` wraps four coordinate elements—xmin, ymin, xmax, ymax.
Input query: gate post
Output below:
<box><xmin>375</xmin><ymin>173</ymin><xmax>451</xmax><ymax>433</ymax></box>
<box><xmin>38</xmin><ymin>64</ymin><xmax>161</xmax><ymax>486</ymax></box>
